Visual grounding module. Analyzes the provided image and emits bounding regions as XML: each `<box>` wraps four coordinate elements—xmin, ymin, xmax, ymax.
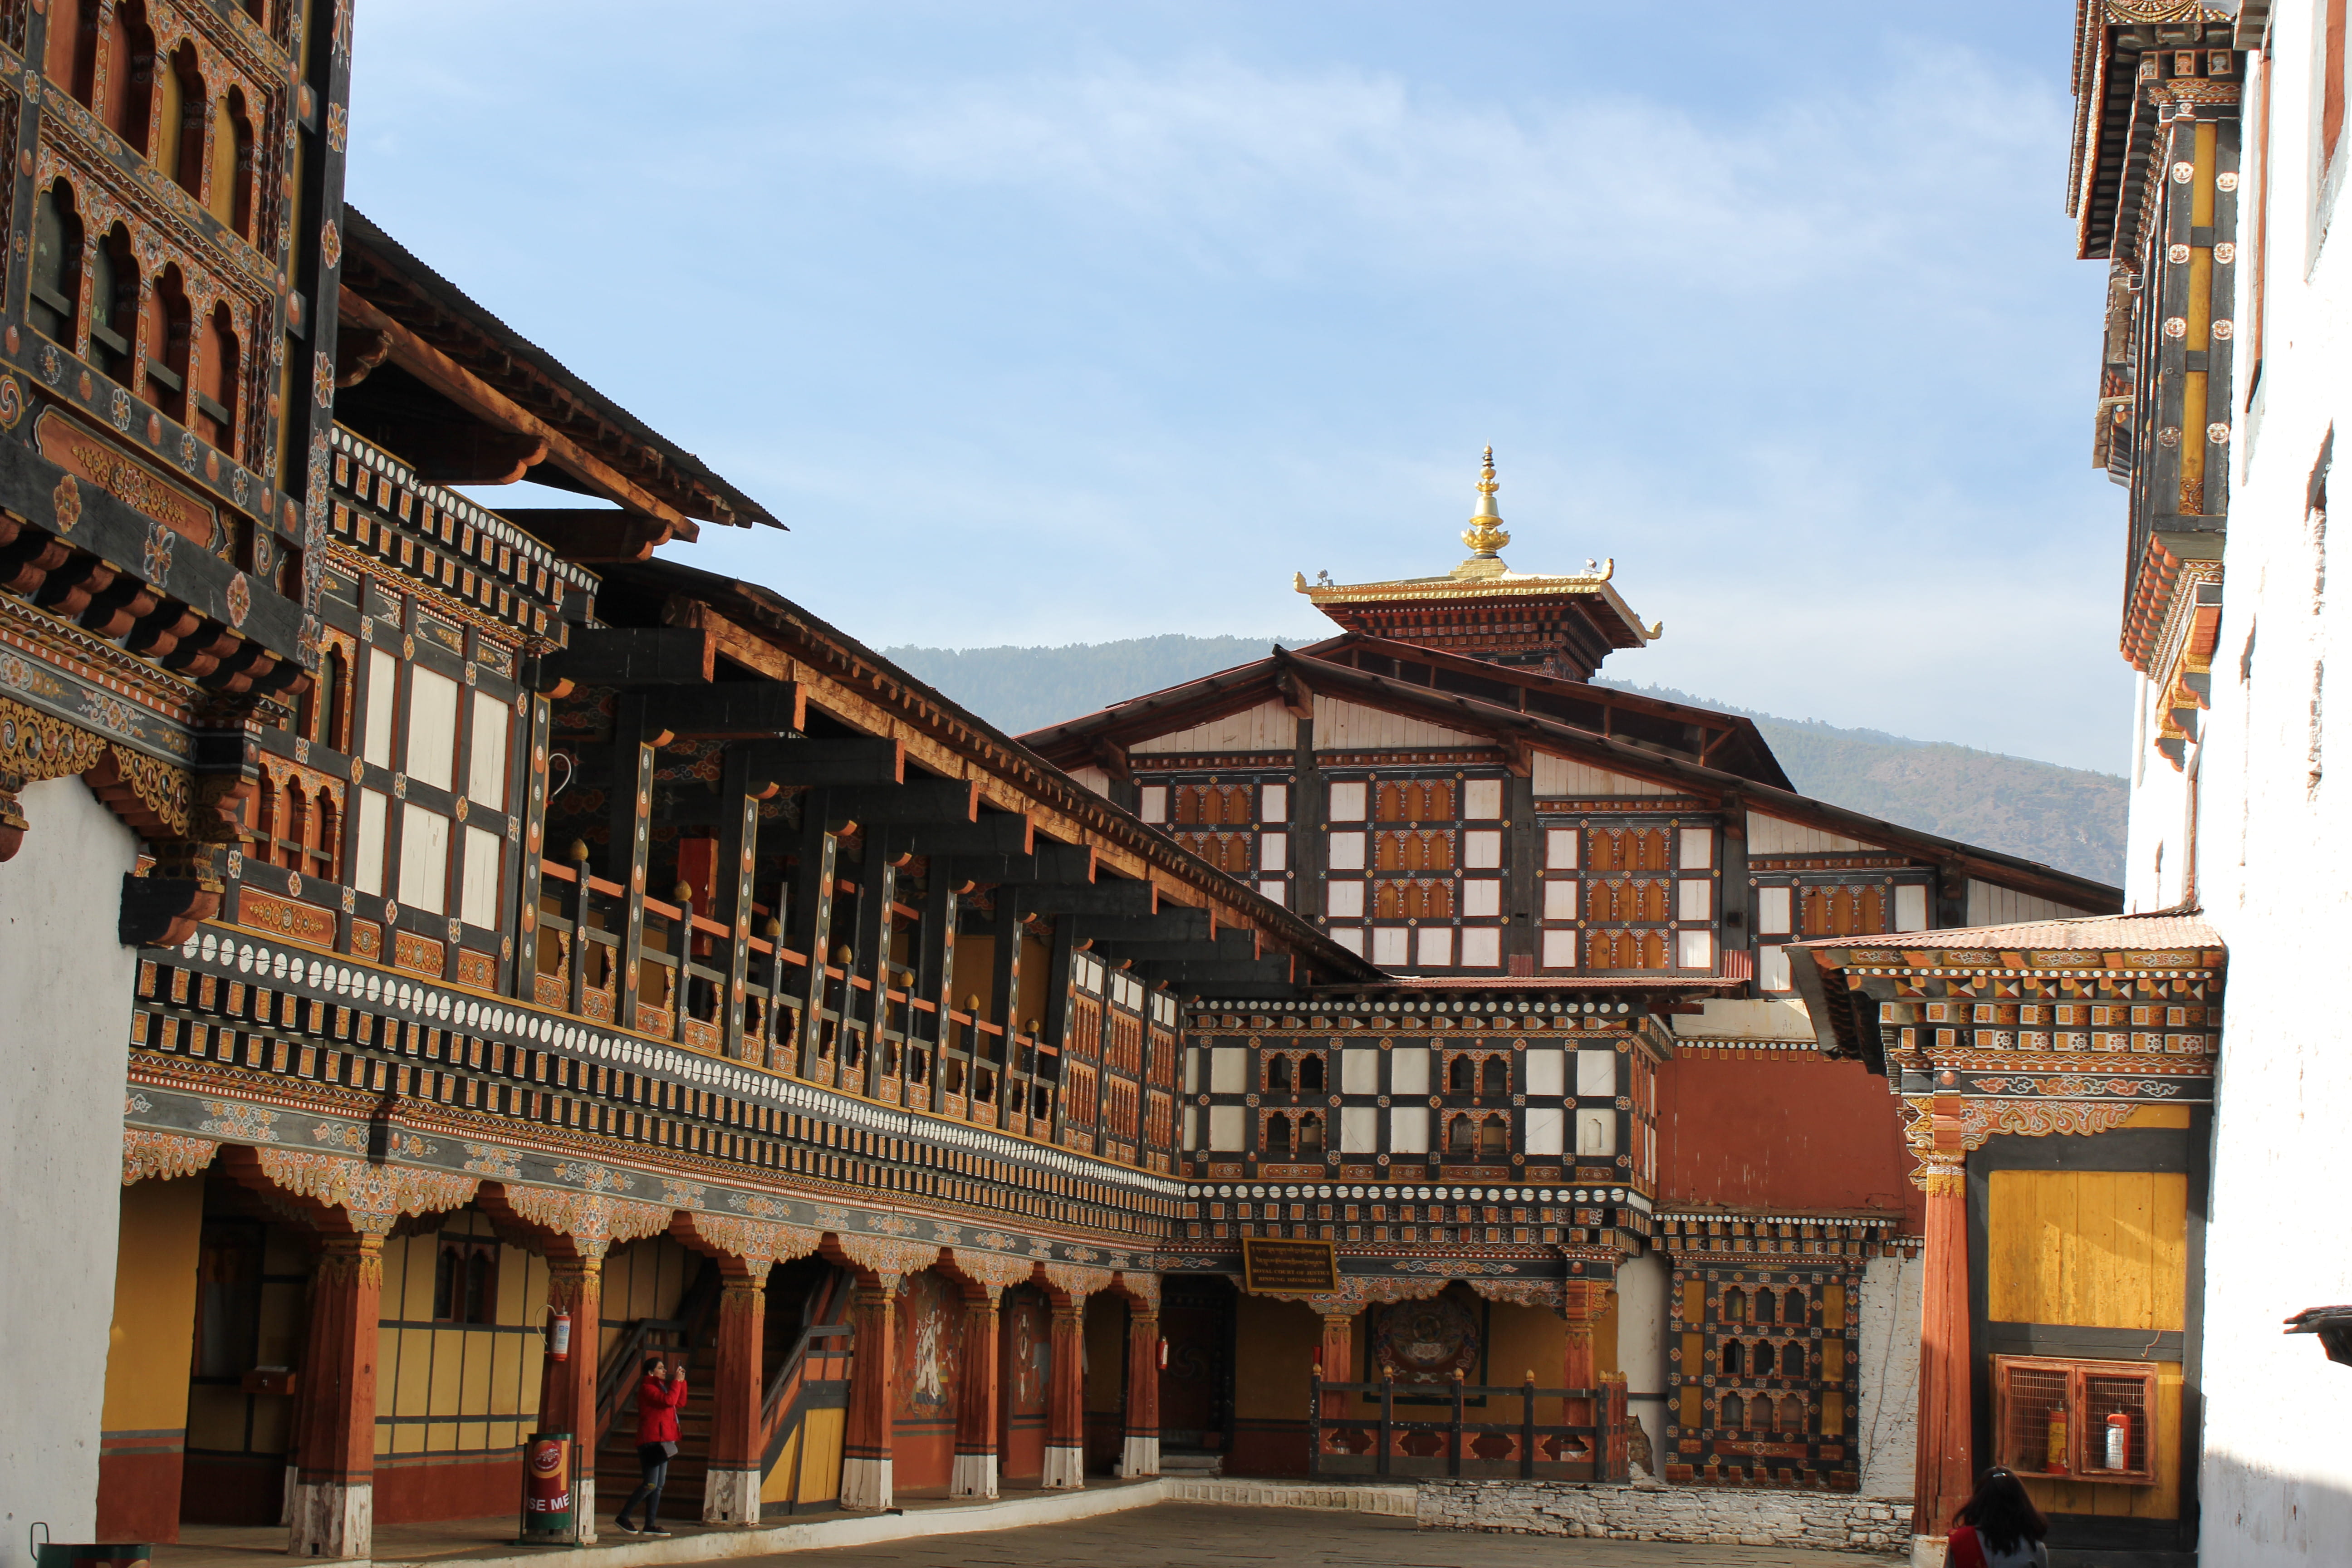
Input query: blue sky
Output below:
<box><xmin>351</xmin><ymin>2</ymin><xmax>2129</xmax><ymax>772</ymax></box>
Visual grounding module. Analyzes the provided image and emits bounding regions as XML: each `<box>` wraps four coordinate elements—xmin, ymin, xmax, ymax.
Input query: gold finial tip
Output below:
<box><xmin>1476</xmin><ymin>446</ymin><xmax>1499</xmax><ymax>495</ymax></box>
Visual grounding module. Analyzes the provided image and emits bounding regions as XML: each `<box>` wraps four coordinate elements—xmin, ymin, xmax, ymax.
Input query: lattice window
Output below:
<box><xmin>1666</xmin><ymin>1263</ymin><xmax>1861</xmax><ymax>1490</ymax></box>
<box><xmin>1588</xmin><ymin>826</ymin><xmax>1671</xmax><ymax>871</ymax></box>
<box><xmin>1373</xmin><ymin>828</ymin><xmax>1455</xmax><ymax>872</ymax></box>
<box><xmin>1172</xmin><ymin>784</ymin><xmax>1254</xmax><ymax>825</ymax></box>
<box><xmin>1376</xmin><ymin>779</ymin><xmax>1455</xmax><ymax>822</ymax></box>
<box><xmin>1800</xmin><ymin>884</ymin><xmax>1887</xmax><ymax>937</ymax></box>
<box><xmin>1172</xmin><ymin>830</ymin><xmax>1253</xmax><ymax>874</ymax></box>
<box><xmin>1372</xmin><ymin>878</ymin><xmax>1454</xmax><ymax>919</ymax></box>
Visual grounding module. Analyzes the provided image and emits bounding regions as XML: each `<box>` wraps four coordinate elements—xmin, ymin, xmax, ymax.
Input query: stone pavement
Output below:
<box><xmin>744</xmin><ymin>1502</ymin><xmax>1906</xmax><ymax>1566</ymax></box>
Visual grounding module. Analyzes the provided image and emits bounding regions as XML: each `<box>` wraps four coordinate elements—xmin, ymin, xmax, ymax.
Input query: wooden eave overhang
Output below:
<box><xmin>1023</xmin><ymin>644</ymin><xmax>2122</xmax><ymax>915</ymax></box>
<box><xmin>1298</xmin><ymin>633</ymin><xmax>1793</xmax><ymax>790</ymax></box>
<box><xmin>597</xmin><ymin>558</ymin><xmax>1380</xmax><ymax>983</ymax></box>
<box><xmin>2068</xmin><ymin>5</ymin><xmax>2236</xmax><ymax>262</ymax></box>
<box><xmin>1303</xmin><ymin>567</ymin><xmax>1652</xmax><ymax>649</ymax></box>
<box><xmin>1020</xmin><ymin>632</ymin><xmax>1789</xmax><ymax>789</ymax></box>
<box><xmin>337</xmin><ymin>208</ymin><xmax>782</xmax><ymax>541</ymax></box>
<box><xmin>1784</xmin><ymin>911</ymin><xmax>2223</xmax><ymax>1069</ymax></box>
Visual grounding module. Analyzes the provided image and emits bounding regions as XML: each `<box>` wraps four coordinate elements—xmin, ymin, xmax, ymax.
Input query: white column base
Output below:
<box><xmin>1041</xmin><ymin>1444</ymin><xmax>1085</xmax><ymax>1489</ymax></box>
<box><xmin>1119</xmin><ymin>1434</ymin><xmax>1160</xmax><ymax>1478</ymax></box>
<box><xmin>702</xmin><ymin>1465</ymin><xmax>761</xmax><ymax>1525</ymax></box>
<box><xmin>841</xmin><ymin>1455</ymin><xmax>894</xmax><ymax>1511</ymax></box>
<box><xmin>573</xmin><ymin>1477</ymin><xmax>598</xmax><ymax>1544</ymax></box>
<box><xmin>1910</xmin><ymin>1535</ymin><xmax>1948</xmax><ymax>1568</ymax></box>
<box><xmin>288</xmin><ymin>1479</ymin><xmax>372</xmax><ymax>1559</ymax></box>
<box><xmin>950</xmin><ymin>1452</ymin><xmax>999</xmax><ymax>1499</ymax></box>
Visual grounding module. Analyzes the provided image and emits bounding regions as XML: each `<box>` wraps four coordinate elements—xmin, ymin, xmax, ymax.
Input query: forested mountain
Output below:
<box><xmin>881</xmin><ymin>636</ymin><xmax>2127</xmax><ymax>885</ymax></box>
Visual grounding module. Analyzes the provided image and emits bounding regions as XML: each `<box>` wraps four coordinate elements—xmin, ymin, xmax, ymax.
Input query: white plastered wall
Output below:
<box><xmin>1855</xmin><ymin>1251</ymin><xmax>1921</xmax><ymax>1499</ymax></box>
<box><xmin>2178</xmin><ymin>9</ymin><xmax>2352</xmax><ymax>1561</ymax></box>
<box><xmin>1613</xmin><ymin>1251</ymin><xmax>1669</xmax><ymax>1479</ymax></box>
<box><xmin>0</xmin><ymin>778</ymin><xmax>139</xmax><ymax>1546</ymax></box>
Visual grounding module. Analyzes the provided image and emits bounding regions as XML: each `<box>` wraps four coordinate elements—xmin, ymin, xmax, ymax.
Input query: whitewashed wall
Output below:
<box><xmin>1855</xmin><ymin>1252</ymin><xmax>1921</xmax><ymax>1499</ymax></box>
<box><xmin>0</xmin><ymin>779</ymin><xmax>139</xmax><ymax>1546</ymax></box>
<box><xmin>1612</xmin><ymin>1251</ymin><xmax>1668</xmax><ymax>1477</ymax></box>
<box><xmin>2171</xmin><ymin>8</ymin><xmax>2352</xmax><ymax>1561</ymax></box>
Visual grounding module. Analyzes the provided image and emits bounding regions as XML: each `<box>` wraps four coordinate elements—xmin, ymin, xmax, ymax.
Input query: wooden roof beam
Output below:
<box><xmin>339</xmin><ymin>287</ymin><xmax>697</xmax><ymax>533</ymax></box>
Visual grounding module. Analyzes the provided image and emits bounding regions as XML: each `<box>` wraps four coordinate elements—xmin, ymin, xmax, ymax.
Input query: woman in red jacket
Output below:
<box><xmin>613</xmin><ymin>1355</ymin><xmax>689</xmax><ymax>1536</ymax></box>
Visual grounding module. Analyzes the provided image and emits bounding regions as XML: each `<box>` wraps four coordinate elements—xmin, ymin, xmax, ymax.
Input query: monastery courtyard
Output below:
<box><xmin>757</xmin><ymin>1505</ymin><xmax>1898</xmax><ymax>1567</ymax></box>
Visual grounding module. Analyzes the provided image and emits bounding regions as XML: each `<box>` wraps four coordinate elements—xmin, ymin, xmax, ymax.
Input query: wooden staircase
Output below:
<box><xmin>595</xmin><ymin>1262</ymin><xmax>720</xmax><ymax>1523</ymax></box>
<box><xmin>591</xmin><ymin>1259</ymin><xmax>857</xmax><ymax>1522</ymax></box>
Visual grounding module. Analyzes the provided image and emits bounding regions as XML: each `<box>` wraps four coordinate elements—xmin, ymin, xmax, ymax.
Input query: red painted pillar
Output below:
<box><xmin>704</xmin><ymin>1266</ymin><xmax>770</xmax><ymax>1524</ymax></box>
<box><xmin>841</xmin><ymin>1278</ymin><xmax>897</xmax><ymax>1509</ymax></box>
<box><xmin>1122</xmin><ymin>1306</ymin><xmax>1161</xmax><ymax>1477</ymax></box>
<box><xmin>1041</xmin><ymin>1296</ymin><xmax>1085</xmax><ymax>1488</ymax></box>
<box><xmin>1913</xmin><ymin>1114</ymin><xmax>1972</xmax><ymax>1550</ymax></box>
<box><xmin>1314</xmin><ymin>1308</ymin><xmax>1354</xmax><ymax>1466</ymax></box>
<box><xmin>539</xmin><ymin>1258</ymin><xmax>603</xmax><ymax>1542</ymax></box>
<box><xmin>289</xmin><ymin>1233</ymin><xmax>383</xmax><ymax>1557</ymax></box>
<box><xmin>951</xmin><ymin>1286</ymin><xmax>1000</xmax><ymax>1498</ymax></box>
<box><xmin>1560</xmin><ymin>1279</ymin><xmax>1610</xmax><ymax>1462</ymax></box>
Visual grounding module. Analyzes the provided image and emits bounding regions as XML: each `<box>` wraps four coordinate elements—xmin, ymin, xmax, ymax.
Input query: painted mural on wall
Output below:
<box><xmin>893</xmin><ymin>1268</ymin><xmax>962</xmax><ymax>1417</ymax></box>
<box><xmin>1369</xmin><ymin>1289</ymin><xmax>1482</xmax><ymax>1385</ymax></box>
<box><xmin>1006</xmin><ymin>1287</ymin><xmax>1050</xmax><ymax>1416</ymax></box>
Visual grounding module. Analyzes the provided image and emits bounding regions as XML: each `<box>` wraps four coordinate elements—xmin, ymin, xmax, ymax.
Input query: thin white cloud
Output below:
<box><xmin>845</xmin><ymin>48</ymin><xmax>2065</xmax><ymax>294</ymax></box>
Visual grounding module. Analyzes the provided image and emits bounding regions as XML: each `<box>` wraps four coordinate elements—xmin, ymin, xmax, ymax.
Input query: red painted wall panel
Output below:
<box><xmin>1655</xmin><ymin>1056</ymin><xmax>1920</xmax><ymax>1226</ymax></box>
<box><xmin>375</xmin><ymin>1455</ymin><xmax>520</xmax><ymax>1524</ymax></box>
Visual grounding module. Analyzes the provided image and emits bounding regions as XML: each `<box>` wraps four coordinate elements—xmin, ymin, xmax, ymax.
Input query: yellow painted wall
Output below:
<box><xmin>1987</xmin><ymin>1170</ymin><xmax>2187</xmax><ymax>1331</ymax></box>
<box><xmin>951</xmin><ymin>935</ymin><xmax>995</xmax><ymax>1019</ymax></box>
<box><xmin>761</xmin><ymin>1406</ymin><xmax>844</xmax><ymax>1504</ymax></box>
<box><xmin>103</xmin><ymin>1176</ymin><xmax>204</xmax><ymax>1432</ymax></box>
<box><xmin>1988</xmin><ymin>1166</ymin><xmax>2188</xmax><ymax>1522</ymax></box>
<box><xmin>1232</xmin><ymin>1294</ymin><xmax>1320</xmax><ymax>1421</ymax></box>
<box><xmin>375</xmin><ymin>1209</ymin><xmax>550</xmax><ymax>1458</ymax></box>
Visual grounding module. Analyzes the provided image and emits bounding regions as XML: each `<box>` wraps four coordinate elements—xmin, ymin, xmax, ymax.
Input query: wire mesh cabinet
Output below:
<box><xmin>1990</xmin><ymin>1353</ymin><xmax>2160</xmax><ymax>1485</ymax></box>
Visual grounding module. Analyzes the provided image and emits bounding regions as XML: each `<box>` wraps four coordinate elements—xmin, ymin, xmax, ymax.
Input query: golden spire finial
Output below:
<box><xmin>1458</xmin><ymin>445</ymin><xmax>1510</xmax><ymax>569</ymax></box>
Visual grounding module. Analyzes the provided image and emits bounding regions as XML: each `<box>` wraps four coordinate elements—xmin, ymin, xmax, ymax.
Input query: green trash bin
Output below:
<box><xmin>33</xmin><ymin>1539</ymin><xmax>150</xmax><ymax>1568</ymax></box>
<box><xmin>518</xmin><ymin>1431</ymin><xmax>576</xmax><ymax>1544</ymax></box>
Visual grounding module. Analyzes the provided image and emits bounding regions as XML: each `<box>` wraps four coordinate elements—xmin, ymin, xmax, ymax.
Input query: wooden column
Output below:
<box><xmin>1912</xmin><ymin>1106</ymin><xmax>1971</xmax><ymax>1548</ymax></box>
<box><xmin>610</xmin><ymin>694</ymin><xmax>666</xmax><ymax>1028</ymax></box>
<box><xmin>790</xmin><ymin>797</ymin><xmax>840</xmax><ymax>1074</ymax></box>
<box><xmin>951</xmin><ymin>1285</ymin><xmax>1001</xmax><ymax>1498</ymax></box>
<box><xmin>1560</xmin><ymin>1278</ymin><xmax>1612</xmax><ymax>1454</ymax></box>
<box><xmin>841</xmin><ymin>1277</ymin><xmax>897</xmax><ymax>1509</ymax></box>
<box><xmin>716</xmin><ymin>745</ymin><xmax>763</xmax><ymax>1061</ymax></box>
<box><xmin>1122</xmin><ymin>1306</ymin><xmax>1161</xmax><ymax>1477</ymax></box>
<box><xmin>514</xmin><ymin>691</ymin><xmax>553</xmax><ymax>994</ymax></box>
<box><xmin>288</xmin><ymin>1234</ymin><xmax>383</xmax><ymax>1557</ymax></box>
<box><xmin>1314</xmin><ymin>1307</ymin><xmax>1354</xmax><ymax>1466</ymax></box>
<box><xmin>539</xmin><ymin>1258</ymin><xmax>603</xmax><ymax>1543</ymax></box>
<box><xmin>704</xmin><ymin>1264</ymin><xmax>773</xmax><ymax>1524</ymax></box>
<box><xmin>1041</xmin><ymin>1294</ymin><xmax>1086</xmax><ymax>1488</ymax></box>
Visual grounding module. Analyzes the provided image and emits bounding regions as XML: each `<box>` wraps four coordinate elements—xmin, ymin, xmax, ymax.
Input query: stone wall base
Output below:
<box><xmin>1416</xmin><ymin>1479</ymin><xmax>1911</xmax><ymax>1555</ymax></box>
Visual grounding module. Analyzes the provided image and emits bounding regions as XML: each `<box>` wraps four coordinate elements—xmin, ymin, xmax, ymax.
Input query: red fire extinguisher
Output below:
<box><xmin>2103</xmin><ymin>1412</ymin><xmax>2131</xmax><ymax>1470</ymax></box>
<box><xmin>1159</xmin><ymin>1338</ymin><xmax>1169</xmax><ymax>1371</ymax></box>
<box><xmin>550</xmin><ymin>1309</ymin><xmax>572</xmax><ymax>1362</ymax></box>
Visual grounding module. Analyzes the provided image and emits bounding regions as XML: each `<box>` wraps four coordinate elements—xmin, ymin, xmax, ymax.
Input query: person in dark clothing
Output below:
<box><xmin>1947</xmin><ymin>1466</ymin><xmax>2051</xmax><ymax>1568</ymax></box>
<box><xmin>613</xmin><ymin>1354</ymin><xmax>689</xmax><ymax>1536</ymax></box>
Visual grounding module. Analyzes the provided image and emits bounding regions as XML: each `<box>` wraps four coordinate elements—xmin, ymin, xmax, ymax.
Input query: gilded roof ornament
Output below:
<box><xmin>1456</xmin><ymin>445</ymin><xmax>1512</xmax><ymax>577</ymax></box>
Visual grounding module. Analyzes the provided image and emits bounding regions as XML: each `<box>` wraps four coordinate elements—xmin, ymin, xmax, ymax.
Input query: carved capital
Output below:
<box><xmin>480</xmin><ymin>1182</ymin><xmax>673</xmax><ymax>1261</ymax></box>
<box><xmin>675</xmin><ymin>1209</ymin><xmax>823</xmax><ymax>1275</ymax></box>
<box><xmin>235</xmin><ymin>1147</ymin><xmax>478</xmax><ymax>1236</ymax></box>
<box><xmin>123</xmin><ymin>1126</ymin><xmax>218</xmax><ymax>1185</ymax></box>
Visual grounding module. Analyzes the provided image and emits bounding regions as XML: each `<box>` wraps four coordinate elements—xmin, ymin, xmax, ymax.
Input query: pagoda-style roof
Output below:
<box><xmin>1294</xmin><ymin>450</ymin><xmax>1657</xmax><ymax>679</ymax></box>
